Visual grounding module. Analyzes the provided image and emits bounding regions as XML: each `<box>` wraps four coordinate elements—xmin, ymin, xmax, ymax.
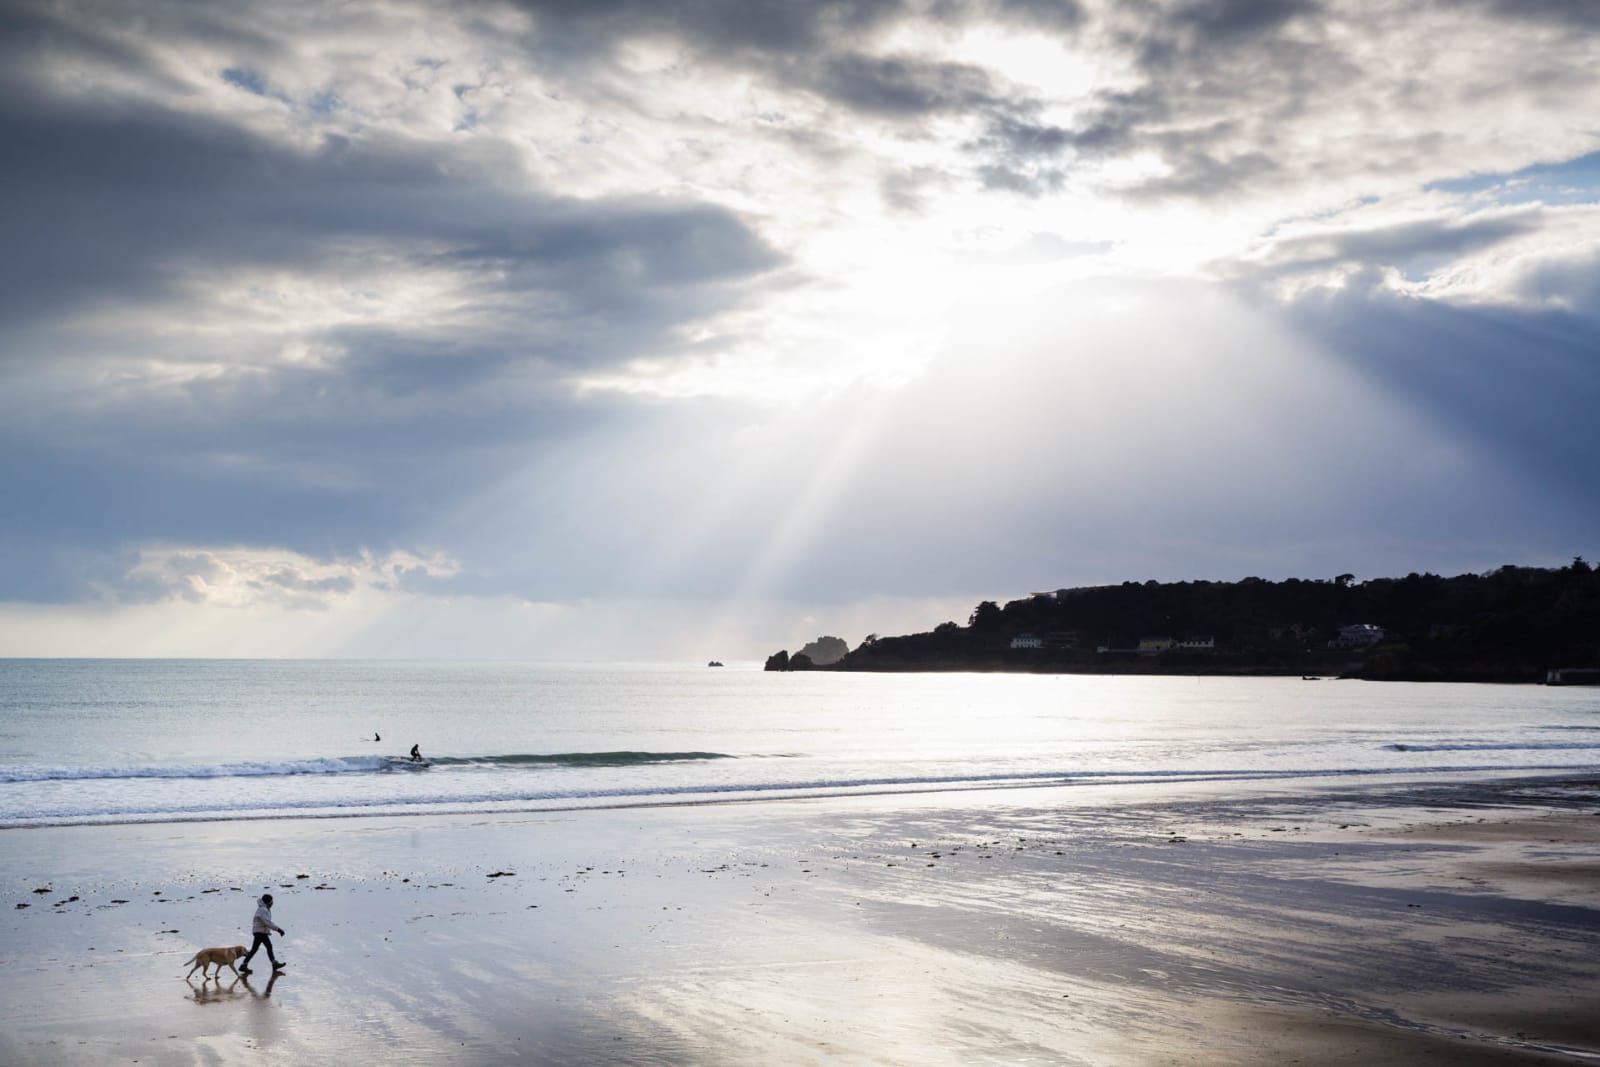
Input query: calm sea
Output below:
<box><xmin>1</xmin><ymin>660</ymin><xmax>1598</xmax><ymax>828</ymax></box>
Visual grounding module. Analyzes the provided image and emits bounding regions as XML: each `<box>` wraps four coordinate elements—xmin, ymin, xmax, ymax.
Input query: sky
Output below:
<box><xmin>1</xmin><ymin>0</ymin><xmax>1597</xmax><ymax>661</ymax></box>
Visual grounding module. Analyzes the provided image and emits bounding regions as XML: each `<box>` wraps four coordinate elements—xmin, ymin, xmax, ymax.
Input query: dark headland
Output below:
<box><xmin>767</xmin><ymin>559</ymin><xmax>1600</xmax><ymax>683</ymax></box>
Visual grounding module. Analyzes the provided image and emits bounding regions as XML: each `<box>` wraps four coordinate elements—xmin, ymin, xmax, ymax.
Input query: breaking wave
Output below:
<box><xmin>1384</xmin><ymin>741</ymin><xmax>1600</xmax><ymax>753</ymax></box>
<box><xmin>0</xmin><ymin>751</ymin><xmax>735</xmax><ymax>783</ymax></box>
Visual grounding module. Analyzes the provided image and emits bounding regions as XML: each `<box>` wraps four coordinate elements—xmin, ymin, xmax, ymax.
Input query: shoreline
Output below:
<box><xmin>4</xmin><ymin>775</ymin><xmax>1599</xmax><ymax>1064</ymax></box>
<box><xmin>7</xmin><ymin>763</ymin><xmax>1595</xmax><ymax>833</ymax></box>
<box><xmin>782</xmin><ymin>660</ymin><xmax>1582</xmax><ymax>684</ymax></box>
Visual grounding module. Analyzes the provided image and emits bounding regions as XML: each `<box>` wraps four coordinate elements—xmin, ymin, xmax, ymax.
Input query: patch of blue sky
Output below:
<box><xmin>221</xmin><ymin>67</ymin><xmax>269</xmax><ymax>96</ymax></box>
<box><xmin>1428</xmin><ymin>150</ymin><xmax>1600</xmax><ymax>206</ymax></box>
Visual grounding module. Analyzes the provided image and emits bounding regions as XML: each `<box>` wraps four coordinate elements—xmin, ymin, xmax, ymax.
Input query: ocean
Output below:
<box><xmin>2</xmin><ymin>659</ymin><xmax>1598</xmax><ymax>828</ymax></box>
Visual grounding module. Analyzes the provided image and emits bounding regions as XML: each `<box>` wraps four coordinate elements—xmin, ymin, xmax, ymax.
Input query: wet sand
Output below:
<box><xmin>2</xmin><ymin>777</ymin><xmax>1598</xmax><ymax>1065</ymax></box>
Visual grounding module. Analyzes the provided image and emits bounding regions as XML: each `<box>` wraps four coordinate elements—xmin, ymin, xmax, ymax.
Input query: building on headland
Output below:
<box><xmin>1138</xmin><ymin>636</ymin><xmax>1175</xmax><ymax>655</ymax></box>
<box><xmin>1328</xmin><ymin>623</ymin><xmax>1385</xmax><ymax>650</ymax></box>
<box><xmin>1009</xmin><ymin>634</ymin><xmax>1044</xmax><ymax>650</ymax></box>
<box><xmin>1175</xmin><ymin>636</ymin><xmax>1216</xmax><ymax>652</ymax></box>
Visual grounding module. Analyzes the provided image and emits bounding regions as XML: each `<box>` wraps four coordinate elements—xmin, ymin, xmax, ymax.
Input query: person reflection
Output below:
<box><xmin>240</xmin><ymin>970</ymin><xmax>281</xmax><ymax>998</ymax></box>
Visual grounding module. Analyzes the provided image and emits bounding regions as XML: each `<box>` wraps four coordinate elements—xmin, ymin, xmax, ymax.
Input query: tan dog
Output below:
<box><xmin>183</xmin><ymin>945</ymin><xmax>249</xmax><ymax>980</ymax></box>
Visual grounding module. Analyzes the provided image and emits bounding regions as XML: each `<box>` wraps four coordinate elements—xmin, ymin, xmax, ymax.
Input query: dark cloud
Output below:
<box><xmin>1144</xmin><ymin>0</ymin><xmax>1319</xmax><ymax>50</ymax></box>
<box><xmin>1083</xmin><ymin>0</ymin><xmax>1335</xmax><ymax>200</ymax></box>
<box><xmin>970</xmin><ymin>116</ymin><xmax>1072</xmax><ymax>193</ymax></box>
<box><xmin>987</xmin><ymin>0</ymin><xmax>1085</xmax><ymax>31</ymax></box>
<box><xmin>970</xmin><ymin>113</ymin><xmax>1087</xmax><ymax>192</ymax></box>
<box><xmin>505</xmin><ymin>0</ymin><xmax>1078</xmax><ymax>141</ymax></box>
<box><xmin>0</xmin><ymin>3</ymin><xmax>185</xmax><ymax>92</ymax></box>
<box><xmin>0</xmin><ymin>85</ymin><xmax>779</xmax><ymax>340</ymax></box>
<box><xmin>1064</xmin><ymin>88</ymin><xmax>1167</xmax><ymax>153</ymax></box>
<box><xmin>1136</xmin><ymin>147</ymin><xmax>1279</xmax><ymax>198</ymax></box>
<box><xmin>970</xmin><ymin>88</ymin><xmax>1165</xmax><ymax>195</ymax></box>
<box><xmin>1477</xmin><ymin>0</ymin><xmax>1600</xmax><ymax>30</ymax></box>
<box><xmin>503</xmin><ymin>0</ymin><xmax>908</xmax><ymax>65</ymax></box>
<box><xmin>0</xmin><ymin>0</ymin><xmax>785</xmax><ymax>343</ymax></box>
<box><xmin>507</xmin><ymin>0</ymin><xmax>1081</xmax><ymax>61</ymax></box>
<box><xmin>1246</xmin><ymin>211</ymin><xmax>1543</xmax><ymax>283</ymax></box>
<box><xmin>1110</xmin><ymin>0</ymin><xmax>1324</xmax><ymax>110</ymax></box>
<box><xmin>808</xmin><ymin>52</ymin><xmax>1000</xmax><ymax>116</ymax></box>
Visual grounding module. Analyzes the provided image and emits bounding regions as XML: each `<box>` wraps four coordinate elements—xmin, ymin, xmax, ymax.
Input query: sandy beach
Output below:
<box><xmin>3</xmin><ymin>776</ymin><xmax>1598</xmax><ymax>1065</ymax></box>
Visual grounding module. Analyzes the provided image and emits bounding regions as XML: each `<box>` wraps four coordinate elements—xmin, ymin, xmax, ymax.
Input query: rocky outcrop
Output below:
<box><xmin>797</xmin><ymin>635</ymin><xmax>849</xmax><ymax>666</ymax></box>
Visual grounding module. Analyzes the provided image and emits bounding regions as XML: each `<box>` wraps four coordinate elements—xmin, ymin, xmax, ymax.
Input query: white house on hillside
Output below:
<box><xmin>1329</xmin><ymin>623</ymin><xmax>1385</xmax><ymax>649</ymax></box>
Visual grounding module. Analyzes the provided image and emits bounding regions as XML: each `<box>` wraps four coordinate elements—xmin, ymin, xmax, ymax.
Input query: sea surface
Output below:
<box><xmin>2</xmin><ymin>660</ymin><xmax>1598</xmax><ymax>828</ymax></box>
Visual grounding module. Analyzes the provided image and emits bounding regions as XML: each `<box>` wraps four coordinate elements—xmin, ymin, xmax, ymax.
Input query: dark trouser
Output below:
<box><xmin>242</xmin><ymin>932</ymin><xmax>278</xmax><ymax>968</ymax></box>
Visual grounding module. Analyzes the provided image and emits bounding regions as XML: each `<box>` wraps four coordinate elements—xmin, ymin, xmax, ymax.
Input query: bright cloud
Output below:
<box><xmin>115</xmin><ymin>546</ymin><xmax>460</xmax><ymax>610</ymax></box>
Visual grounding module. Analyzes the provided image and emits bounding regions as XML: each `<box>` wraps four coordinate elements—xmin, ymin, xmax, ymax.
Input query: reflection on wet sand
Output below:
<box><xmin>186</xmin><ymin>971</ymin><xmax>278</xmax><ymax>1004</ymax></box>
<box><xmin>186</xmin><ymin>975</ymin><xmax>243</xmax><ymax>1005</ymax></box>
<box><xmin>240</xmin><ymin>972</ymin><xmax>280</xmax><ymax>999</ymax></box>
<box><xmin>241</xmin><ymin>969</ymin><xmax>283</xmax><ymax>1054</ymax></box>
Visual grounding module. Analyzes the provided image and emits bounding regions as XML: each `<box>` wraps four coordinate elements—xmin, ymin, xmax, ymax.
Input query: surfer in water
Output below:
<box><xmin>409</xmin><ymin>743</ymin><xmax>423</xmax><ymax>763</ymax></box>
<box><xmin>373</xmin><ymin>732</ymin><xmax>381</xmax><ymax>742</ymax></box>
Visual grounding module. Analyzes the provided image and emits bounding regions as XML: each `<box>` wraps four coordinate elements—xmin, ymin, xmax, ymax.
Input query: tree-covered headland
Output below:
<box><xmin>766</xmin><ymin>560</ymin><xmax>1600</xmax><ymax>682</ymax></box>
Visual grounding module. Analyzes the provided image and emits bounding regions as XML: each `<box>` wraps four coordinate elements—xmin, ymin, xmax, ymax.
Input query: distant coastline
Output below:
<box><xmin>766</xmin><ymin>560</ymin><xmax>1600</xmax><ymax>683</ymax></box>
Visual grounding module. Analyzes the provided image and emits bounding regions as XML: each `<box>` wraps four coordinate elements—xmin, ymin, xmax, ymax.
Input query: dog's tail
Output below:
<box><xmin>182</xmin><ymin>952</ymin><xmax>199</xmax><ymax>968</ymax></box>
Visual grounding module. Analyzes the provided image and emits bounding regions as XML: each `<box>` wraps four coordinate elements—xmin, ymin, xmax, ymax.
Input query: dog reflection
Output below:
<box><xmin>186</xmin><ymin>970</ymin><xmax>278</xmax><ymax>1004</ymax></box>
<box><xmin>186</xmin><ymin>975</ymin><xmax>243</xmax><ymax>1004</ymax></box>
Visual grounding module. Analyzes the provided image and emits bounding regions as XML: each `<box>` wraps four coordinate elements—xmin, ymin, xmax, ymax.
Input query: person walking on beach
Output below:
<box><xmin>239</xmin><ymin>893</ymin><xmax>285</xmax><ymax>974</ymax></box>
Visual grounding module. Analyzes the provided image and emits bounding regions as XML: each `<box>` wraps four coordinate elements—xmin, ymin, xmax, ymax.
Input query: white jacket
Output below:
<box><xmin>252</xmin><ymin>899</ymin><xmax>284</xmax><ymax>936</ymax></box>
